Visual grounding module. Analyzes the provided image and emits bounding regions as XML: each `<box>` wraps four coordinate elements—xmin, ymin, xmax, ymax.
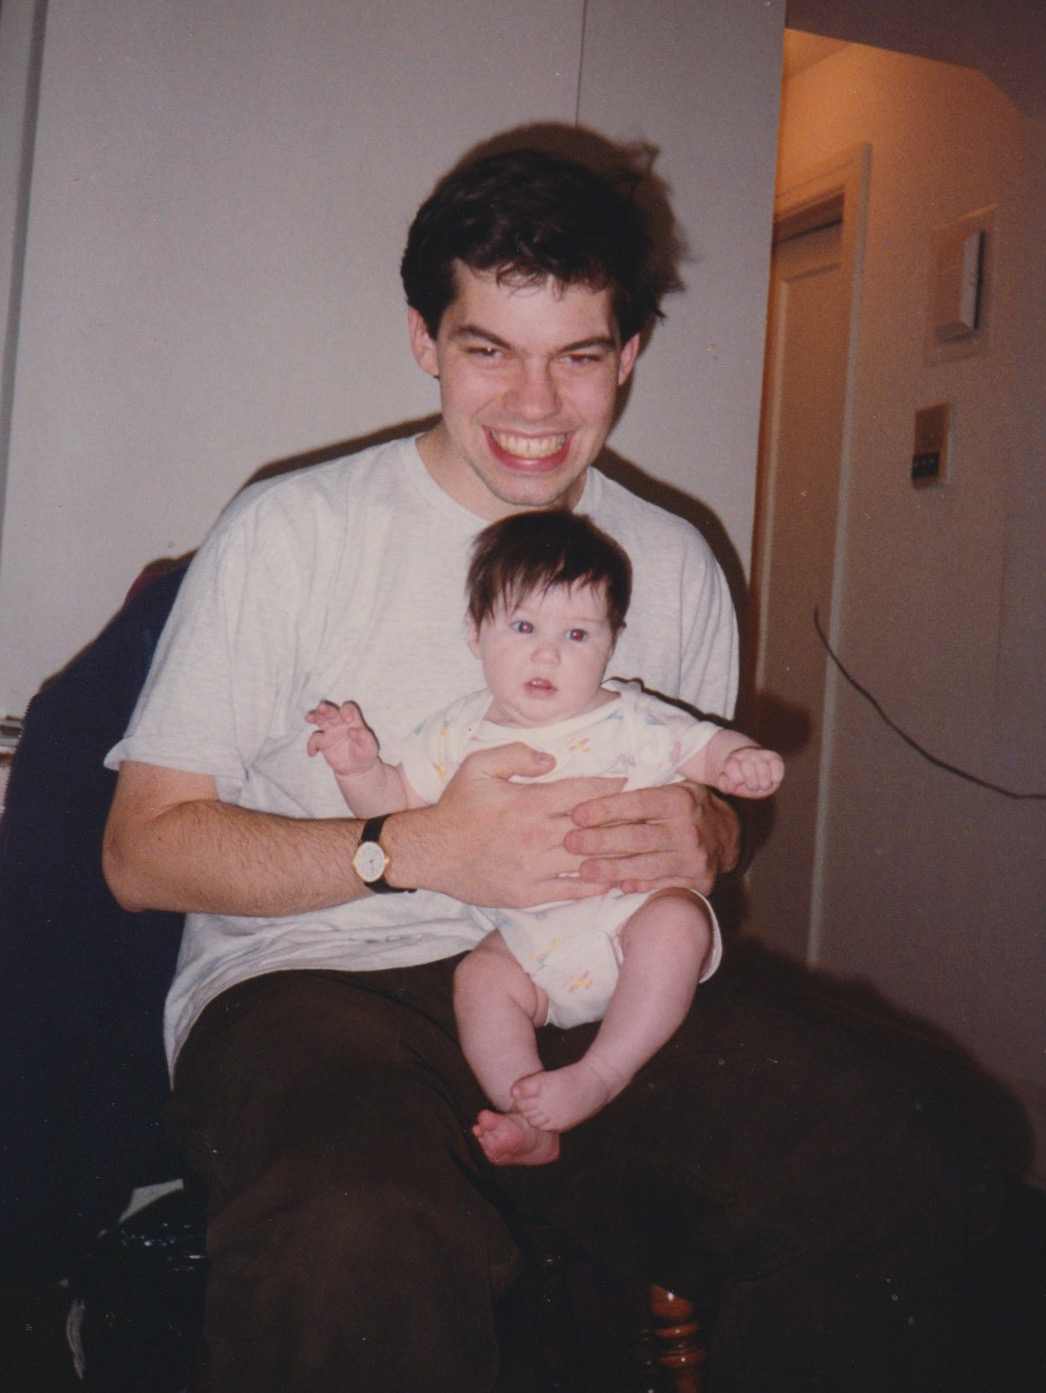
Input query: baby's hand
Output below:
<box><xmin>306</xmin><ymin>700</ymin><xmax>380</xmax><ymax>776</ymax></box>
<box><xmin>717</xmin><ymin>745</ymin><xmax>784</xmax><ymax>798</ymax></box>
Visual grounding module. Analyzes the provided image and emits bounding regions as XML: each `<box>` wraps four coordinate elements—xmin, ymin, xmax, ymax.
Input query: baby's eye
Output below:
<box><xmin>566</xmin><ymin>628</ymin><xmax>588</xmax><ymax>642</ymax></box>
<box><xmin>510</xmin><ymin>619</ymin><xmax>534</xmax><ymax>634</ymax></box>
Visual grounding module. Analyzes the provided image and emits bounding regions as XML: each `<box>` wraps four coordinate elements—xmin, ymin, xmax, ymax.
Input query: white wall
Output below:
<box><xmin>577</xmin><ymin>0</ymin><xmax>783</xmax><ymax>565</ymax></box>
<box><xmin>0</xmin><ymin>0</ymin><xmax>784</xmax><ymax>714</ymax></box>
<box><xmin>774</xmin><ymin>42</ymin><xmax>1046</xmax><ymax>1179</ymax></box>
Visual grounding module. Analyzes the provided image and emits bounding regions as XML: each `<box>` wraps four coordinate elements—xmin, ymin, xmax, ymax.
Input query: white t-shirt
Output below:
<box><xmin>106</xmin><ymin>437</ymin><xmax>739</xmax><ymax>1066</ymax></box>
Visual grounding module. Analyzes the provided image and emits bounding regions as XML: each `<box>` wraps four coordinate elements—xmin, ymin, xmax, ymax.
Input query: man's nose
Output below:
<box><xmin>507</xmin><ymin>361</ymin><xmax>560</xmax><ymax>419</ymax></box>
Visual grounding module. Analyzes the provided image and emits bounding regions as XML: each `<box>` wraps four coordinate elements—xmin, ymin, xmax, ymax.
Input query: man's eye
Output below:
<box><xmin>565</xmin><ymin>353</ymin><xmax>601</xmax><ymax>367</ymax></box>
<box><xmin>467</xmin><ymin>346</ymin><xmax>501</xmax><ymax>359</ymax></box>
<box><xmin>567</xmin><ymin>628</ymin><xmax>588</xmax><ymax>642</ymax></box>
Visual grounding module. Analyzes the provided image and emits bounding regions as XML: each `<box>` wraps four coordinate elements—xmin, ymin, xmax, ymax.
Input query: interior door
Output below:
<box><xmin>746</xmin><ymin>215</ymin><xmax>850</xmax><ymax>961</ymax></box>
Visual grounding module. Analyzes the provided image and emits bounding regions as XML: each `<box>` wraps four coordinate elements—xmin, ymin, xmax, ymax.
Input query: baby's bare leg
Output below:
<box><xmin>511</xmin><ymin>891</ymin><xmax>712</xmax><ymax>1133</ymax></box>
<box><xmin>454</xmin><ymin>935</ymin><xmax>559</xmax><ymax>1166</ymax></box>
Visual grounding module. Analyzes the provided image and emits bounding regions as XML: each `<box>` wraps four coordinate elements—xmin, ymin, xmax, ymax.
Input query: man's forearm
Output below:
<box><xmin>105</xmin><ymin>775</ymin><xmax>504</xmax><ymax>916</ymax></box>
<box><xmin>104</xmin><ymin>746</ymin><xmax>619</xmax><ymax>920</ymax></box>
<box><xmin>104</xmin><ymin>796</ymin><xmax>377</xmax><ymax>916</ymax></box>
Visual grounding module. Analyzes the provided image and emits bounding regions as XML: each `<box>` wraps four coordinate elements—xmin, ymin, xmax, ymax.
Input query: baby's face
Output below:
<box><xmin>468</xmin><ymin>582</ymin><xmax>615</xmax><ymax>727</ymax></box>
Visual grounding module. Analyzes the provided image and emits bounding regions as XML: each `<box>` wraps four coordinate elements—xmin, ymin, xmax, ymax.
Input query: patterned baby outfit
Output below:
<box><xmin>399</xmin><ymin>680</ymin><xmax>724</xmax><ymax>1026</ymax></box>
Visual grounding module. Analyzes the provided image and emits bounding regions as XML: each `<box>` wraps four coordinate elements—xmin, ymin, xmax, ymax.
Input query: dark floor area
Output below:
<box><xmin>959</xmin><ymin>1179</ymin><xmax>1046</xmax><ymax>1393</ymax></box>
<box><xmin>5</xmin><ymin>1178</ymin><xmax>1045</xmax><ymax>1392</ymax></box>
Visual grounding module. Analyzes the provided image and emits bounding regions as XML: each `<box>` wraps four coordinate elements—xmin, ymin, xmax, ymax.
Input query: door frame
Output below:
<box><xmin>749</xmin><ymin>143</ymin><xmax>870</xmax><ymax>963</ymax></box>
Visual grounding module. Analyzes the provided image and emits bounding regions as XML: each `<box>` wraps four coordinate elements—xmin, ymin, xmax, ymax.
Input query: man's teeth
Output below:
<box><xmin>491</xmin><ymin>431</ymin><xmax>567</xmax><ymax>459</ymax></box>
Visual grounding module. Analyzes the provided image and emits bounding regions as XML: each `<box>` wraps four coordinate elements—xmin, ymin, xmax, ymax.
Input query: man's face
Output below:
<box><xmin>409</xmin><ymin>264</ymin><xmax>639</xmax><ymax>520</ymax></box>
<box><xmin>467</xmin><ymin>582</ymin><xmax>616</xmax><ymax>728</ymax></box>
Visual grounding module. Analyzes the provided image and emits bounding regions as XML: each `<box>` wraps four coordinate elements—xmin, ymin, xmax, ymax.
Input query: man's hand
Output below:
<box><xmin>564</xmin><ymin>780</ymin><xmax>741</xmax><ymax>896</ymax></box>
<box><xmin>389</xmin><ymin>743</ymin><xmax>623</xmax><ymax>908</ymax></box>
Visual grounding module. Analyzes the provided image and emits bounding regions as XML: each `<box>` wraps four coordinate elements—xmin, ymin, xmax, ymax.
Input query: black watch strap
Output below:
<box><xmin>356</xmin><ymin>814</ymin><xmax>415</xmax><ymax>894</ymax></box>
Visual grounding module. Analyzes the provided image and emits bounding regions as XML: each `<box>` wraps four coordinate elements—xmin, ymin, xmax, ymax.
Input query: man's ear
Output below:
<box><xmin>408</xmin><ymin>308</ymin><xmax>440</xmax><ymax>377</ymax></box>
<box><xmin>617</xmin><ymin>333</ymin><xmax>640</xmax><ymax>387</ymax></box>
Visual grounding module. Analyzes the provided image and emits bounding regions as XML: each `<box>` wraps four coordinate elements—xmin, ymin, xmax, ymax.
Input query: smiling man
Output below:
<box><xmin>409</xmin><ymin>266</ymin><xmax>639</xmax><ymax>518</ymax></box>
<box><xmin>102</xmin><ymin>142</ymin><xmax>974</xmax><ymax>1392</ymax></box>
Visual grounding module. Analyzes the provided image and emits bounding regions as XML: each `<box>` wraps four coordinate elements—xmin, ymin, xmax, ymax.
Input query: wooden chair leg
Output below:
<box><xmin>644</xmin><ymin>1284</ymin><xmax>706</xmax><ymax>1393</ymax></box>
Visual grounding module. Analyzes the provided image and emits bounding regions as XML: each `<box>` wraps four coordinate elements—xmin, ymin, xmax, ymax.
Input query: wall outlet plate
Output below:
<box><xmin>912</xmin><ymin>402</ymin><xmax>950</xmax><ymax>486</ymax></box>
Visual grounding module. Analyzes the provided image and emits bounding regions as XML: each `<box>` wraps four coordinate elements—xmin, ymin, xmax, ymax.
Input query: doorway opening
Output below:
<box><xmin>745</xmin><ymin>146</ymin><xmax>869</xmax><ymax>963</ymax></box>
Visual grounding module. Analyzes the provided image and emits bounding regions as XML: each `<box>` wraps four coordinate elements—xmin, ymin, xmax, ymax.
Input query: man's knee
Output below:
<box><xmin>212</xmin><ymin>1137</ymin><xmax>499</xmax><ymax>1265</ymax></box>
<box><xmin>203</xmin><ymin>1162</ymin><xmax>510</xmax><ymax>1392</ymax></box>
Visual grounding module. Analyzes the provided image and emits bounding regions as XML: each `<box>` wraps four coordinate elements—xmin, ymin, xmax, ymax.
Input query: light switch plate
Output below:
<box><xmin>926</xmin><ymin>207</ymin><xmax>994</xmax><ymax>365</ymax></box>
<box><xmin>933</xmin><ymin>229</ymin><xmax>983</xmax><ymax>341</ymax></box>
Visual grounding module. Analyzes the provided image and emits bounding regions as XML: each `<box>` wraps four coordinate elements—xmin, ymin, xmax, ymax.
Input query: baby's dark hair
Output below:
<box><xmin>467</xmin><ymin>511</ymin><xmax>632</xmax><ymax>638</ymax></box>
<box><xmin>402</xmin><ymin>147</ymin><xmax>666</xmax><ymax>342</ymax></box>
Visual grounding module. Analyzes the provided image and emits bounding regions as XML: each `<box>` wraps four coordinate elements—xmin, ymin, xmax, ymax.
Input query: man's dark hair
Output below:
<box><xmin>402</xmin><ymin>147</ymin><xmax>667</xmax><ymax>343</ymax></box>
<box><xmin>466</xmin><ymin>510</ymin><xmax>632</xmax><ymax>639</ymax></box>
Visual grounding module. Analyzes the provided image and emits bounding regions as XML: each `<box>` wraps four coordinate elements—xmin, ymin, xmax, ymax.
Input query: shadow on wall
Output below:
<box><xmin>244</xmin><ymin>417</ymin><xmax>438</xmax><ymax>489</ymax></box>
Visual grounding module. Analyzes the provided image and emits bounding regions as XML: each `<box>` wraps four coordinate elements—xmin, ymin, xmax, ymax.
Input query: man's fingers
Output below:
<box><xmin>459</xmin><ymin>745</ymin><xmax>621</xmax><ymax>806</ymax></box>
<box><xmin>461</xmin><ymin>740</ymin><xmax>556</xmax><ymax>780</ymax></box>
<box><xmin>570</xmin><ymin>781</ymin><xmax>698</xmax><ymax>828</ymax></box>
<box><xmin>564</xmin><ymin>820</ymin><xmax>667</xmax><ymax>857</ymax></box>
<box><xmin>532</xmin><ymin>876</ymin><xmax>606</xmax><ymax>903</ymax></box>
<box><xmin>565</xmin><ymin>781</ymin><xmax>711</xmax><ymax>890</ymax></box>
<box><xmin>579</xmin><ymin>855</ymin><xmax>714</xmax><ymax>896</ymax></box>
<box><xmin>576</xmin><ymin>850</ymin><xmax>702</xmax><ymax>883</ymax></box>
<box><xmin>610</xmin><ymin>875</ymin><xmax>697</xmax><ymax>896</ymax></box>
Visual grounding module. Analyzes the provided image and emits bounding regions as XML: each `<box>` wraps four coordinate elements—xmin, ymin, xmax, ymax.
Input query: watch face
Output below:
<box><xmin>353</xmin><ymin>840</ymin><xmax>388</xmax><ymax>884</ymax></box>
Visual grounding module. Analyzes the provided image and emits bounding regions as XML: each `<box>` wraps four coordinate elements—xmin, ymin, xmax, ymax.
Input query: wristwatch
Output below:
<box><xmin>352</xmin><ymin>814</ymin><xmax>414</xmax><ymax>894</ymax></box>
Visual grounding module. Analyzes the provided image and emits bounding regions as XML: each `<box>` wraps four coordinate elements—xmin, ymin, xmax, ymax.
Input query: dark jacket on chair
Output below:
<box><xmin>0</xmin><ymin>563</ymin><xmax>188</xmax><ymax>1278</ymax></box>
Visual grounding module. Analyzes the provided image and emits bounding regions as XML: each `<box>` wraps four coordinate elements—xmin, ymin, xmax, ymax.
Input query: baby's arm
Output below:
<box><xmin>678</xmin><ymin>727</ymin><xmax>784</xmax><ymax>799</ymax></box>
<box><xmin>306</xmin><ymin>700</ymin><xmax>412</xmax><ymax>814</ymax></box>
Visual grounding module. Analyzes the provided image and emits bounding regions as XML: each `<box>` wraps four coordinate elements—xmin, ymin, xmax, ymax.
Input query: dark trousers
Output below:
<box><xmin>169</xmin><ymin>950</ymin><xmax>989</xmax><ymax>1392</ymax></box>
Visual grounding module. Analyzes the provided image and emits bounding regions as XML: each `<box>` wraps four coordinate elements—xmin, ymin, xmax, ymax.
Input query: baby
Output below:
<box><xmin>307</xmin><ymin>511</ymin><xmax>783</xmax><ymax>1166</ymax></box>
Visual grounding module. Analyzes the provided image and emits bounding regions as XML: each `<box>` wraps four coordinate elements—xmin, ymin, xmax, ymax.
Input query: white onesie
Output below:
<box><xmin>399</xmin><ymin>679</ymin><xmax>724</xmax><ymax>1027</ymax></box>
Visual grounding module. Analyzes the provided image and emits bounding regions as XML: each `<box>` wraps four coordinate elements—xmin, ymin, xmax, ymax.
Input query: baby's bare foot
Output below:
<box><xmin>511</xmin><ymin>1059</ymin><xmax>617</xmax><ymax>1133</ymax></box>
<box><xmin>472</xmin><ymin>1109</ymin><xmax>560</xmax><ymax>1167</ymax></box>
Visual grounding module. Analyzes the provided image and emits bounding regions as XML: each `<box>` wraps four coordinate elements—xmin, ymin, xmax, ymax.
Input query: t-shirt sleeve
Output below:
<box><xmin>680</xmin><ymin>540</ymin><xmax>739</xmax><ymax>722</ymax></box>
<box><xmin>104</xmin><ymin>487</ymin><xmax>312</xmax><ymax>803</ymax></box>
